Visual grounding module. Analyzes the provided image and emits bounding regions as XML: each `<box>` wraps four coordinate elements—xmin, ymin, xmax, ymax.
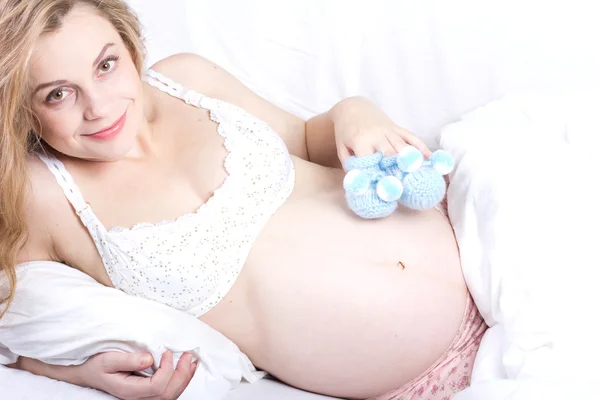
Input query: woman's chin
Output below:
<box><xmin>78</xmin><ymin>145</ymin><xmax>135</xmax><ymax>163</ymax></box>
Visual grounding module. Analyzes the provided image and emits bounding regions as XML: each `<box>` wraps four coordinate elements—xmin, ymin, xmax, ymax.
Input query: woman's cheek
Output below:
<box><xmin>119</xmin><ymin>63</ymin><xmax>142</xmax><ymax>99</ymax></box>
<box><xmin>44</xmin><ymin>112</ymin><xmax>79</xmax><ymax>142</ymax></box>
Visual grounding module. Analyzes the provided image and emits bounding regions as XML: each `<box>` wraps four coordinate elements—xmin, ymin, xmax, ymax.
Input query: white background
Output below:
<box><xmin>127</xmin><ymin>0</ymin><xmax>600</xmax><ymax>148</ymax></box>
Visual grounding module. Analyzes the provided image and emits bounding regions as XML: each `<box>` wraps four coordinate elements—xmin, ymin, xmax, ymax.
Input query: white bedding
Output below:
<box><xmin>442</xmin><ymin>91</ymin><xmax>600</xmax><ymax>399</ymax></box>
<box><xmin>0</xmin><ymin>366</ymin><xmax>338</xmax><ymax>400</ymax></box>
<box><xmin>2</xmin><ymin>1</ymin><xmax>600</xmax><ymax>399</ymax></box>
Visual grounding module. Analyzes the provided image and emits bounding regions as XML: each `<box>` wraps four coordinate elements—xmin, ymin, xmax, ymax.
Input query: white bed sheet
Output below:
<box><xmin>0</xmin><ymin>366</ymin><xmax>341</xmax><ymax>400</ymax></box>
<box><xmin>442</xmin><ymin>90</ymin><xmax>600</xmax><ymax>399</ymax></box>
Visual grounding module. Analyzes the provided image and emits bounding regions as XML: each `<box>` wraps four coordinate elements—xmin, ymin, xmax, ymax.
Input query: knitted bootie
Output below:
<box><xmin>343</xmin><ymin>152</ymin><xmax>398</xmax><ymax>219</ymax></box>
<box><xmin>399</xmin><ymin>166</ymin><xmax>447</xmax><ymax>210</ymax></box>
<box><xmin>377</xmin><ymin>154</ymin><xmax>405</xmax><ymax>200</ymax></box>
<box><xmin>379</xmin><ymin>146</ymin><xmax>455</xmax><ymax>211</ymax></box>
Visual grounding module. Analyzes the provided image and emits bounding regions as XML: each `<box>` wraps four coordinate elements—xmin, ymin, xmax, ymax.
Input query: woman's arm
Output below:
<box><xmin>7</xmin><ymin>357</ymin><xmax>87</xmax><ymax>386</ymax></box>
<box><xmin>303</xmin><ymin>105</ymin><xmax>340</xmax><ymax>169</ymax></box>
<box><xmin>149</xmin><ymin>53</ymin><xmax>310</xmax><ymax>160</ymax></box>
<box><xmin>150</xmin><ymin>53</ymin><xmax>430</xmax><ymax>170</ymax></box>
<box><xmin>306</xmin><ymin>96</ymin><xmax>433</xmax><ymax>168</ymax></box>
<box><xmin>7</xmin><ymin>351</ymin><xmax>196</xmax><ymax>400</ymax></box>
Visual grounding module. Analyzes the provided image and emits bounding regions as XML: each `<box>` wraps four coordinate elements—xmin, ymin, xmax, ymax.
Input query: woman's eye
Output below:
<box><xmin>46</xmin><ymin>88</ymin><xmax>68</xmax><ymax>103</ymax></box>
<box><xmin>98</xmin><ymin>59</ymin><xmax>116</xmax><ymax>75</ymax></box>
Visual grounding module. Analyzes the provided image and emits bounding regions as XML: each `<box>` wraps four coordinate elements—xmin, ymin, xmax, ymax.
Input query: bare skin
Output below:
<box><xmin>16</xmin><ymin>5</ymin><xmax>469</xmax><ymax>399</ymax></box>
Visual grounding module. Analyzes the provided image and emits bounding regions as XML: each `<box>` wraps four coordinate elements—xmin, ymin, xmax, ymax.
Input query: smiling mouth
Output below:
<box><xmin>84</xmin><ymin>110</ymin><xmax>127</xmax><ymax>140</ymax></box>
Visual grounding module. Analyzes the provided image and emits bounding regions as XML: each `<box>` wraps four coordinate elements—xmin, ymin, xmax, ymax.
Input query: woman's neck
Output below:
<box><xmin>124</xmin><ymin>85</ymin><xmax>159</xmax><ymax>160</ymax></box>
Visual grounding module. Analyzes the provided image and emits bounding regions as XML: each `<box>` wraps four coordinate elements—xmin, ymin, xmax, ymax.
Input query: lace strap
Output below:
<box><xmin>144</xmin><ymin>69</ymin><xmax>205</xmax><ymax>108</ymax></box>
<box><xmin>36</xmin><ymin>152</ymin><xmax>96</xmax><ymax>227</ymax></box>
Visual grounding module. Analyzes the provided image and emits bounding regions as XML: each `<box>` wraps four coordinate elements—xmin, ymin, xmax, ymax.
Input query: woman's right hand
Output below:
<box><xmin>14</xmin><ymin>350</ymin><xmax>197</xmax><ymax>400</ymax></box>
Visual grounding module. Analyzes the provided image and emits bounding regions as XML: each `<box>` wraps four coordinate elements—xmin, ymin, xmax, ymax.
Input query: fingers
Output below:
<box><xmin>158</xmin><ymin>353</ymin><xmax>198</xmax><ymax>400</ymax></box>
<box><xmin>349</xmin><ymin>138</ymin><xmax>376</xmax><ymax>158</ymax></box>
<box><xmin>99</xmin><ymin>352</ymin><xmax>154</xmax><ymax>374</ymax></box>
<box><xmin>374</xmin><ymin>139</ymin><xmax>397</xmax><ymax>157</ymax></box>
<box><xmin>341</xmin><ymin>127</ymin><xmax>432</xmax><ymax>165</ymax></box>
<box><xmin>383</xmin><ymin>134</ymin><xmax>407</xmax><ymax>156</ymax></box>
<box><xmin>337</xmin><ymin>143</ymin><xmax>351</xmax><ymax>168</ymax></box>
<box><xmin>395</xmin><ymin>128</ymin><xmax>432</xmax><ymax>157</ymax></box>
<box><xmin>144</xmin><ymin>350</ymin><xmax>174</xmax><ymax>395</ymax></box>
<box><xmin>105</xmin><ymin>351</ymin><xmax>173</xmax><ymax>400</ymax></box>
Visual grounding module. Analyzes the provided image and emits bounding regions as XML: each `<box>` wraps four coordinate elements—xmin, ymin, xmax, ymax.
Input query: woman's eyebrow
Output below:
<box><xmin>32</xmin><ymin>42</ymin><xmax>116</xmax><ymax>95</ymax></box>
<box><xmin>93</xmin><ymin>42</ymin><xmax>116</xmax><ymax>66</ymax></box>
<box><xmin>33</xmin><ymin>79</ymin><xmax>68</xmax><ymax>95</ymax></box>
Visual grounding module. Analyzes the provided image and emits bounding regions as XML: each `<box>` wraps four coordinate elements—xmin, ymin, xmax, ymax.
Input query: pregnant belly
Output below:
<box><xmin>203</xmin><ymin>166</ymin><xmax>468</xmax><ymax>398</ymax></box>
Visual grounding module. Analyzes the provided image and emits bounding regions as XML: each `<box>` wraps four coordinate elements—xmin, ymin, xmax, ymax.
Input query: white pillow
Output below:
<box><xmin>0</xmin><ymin>261</ymin><xmax>265</xmax><ymax>399</ymax></box>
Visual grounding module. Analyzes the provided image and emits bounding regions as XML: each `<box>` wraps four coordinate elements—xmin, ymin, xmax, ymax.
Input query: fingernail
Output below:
<box><xmin>141</xmin><ymin>355</ymin><xmax>152</xmax><ymax>366</ymax></box>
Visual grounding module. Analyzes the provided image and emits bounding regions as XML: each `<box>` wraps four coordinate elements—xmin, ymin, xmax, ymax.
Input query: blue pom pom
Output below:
<box><xmin>343</xmin><ymin>169</ymin><xmax>370</xmax><ymax>195</ymax></box>
<box><xmin>429</xmin><ymin>150</ymin><xmax>455</xmax><ymax>175</ymax></box>
<box><xmin>376</xmin><ymin>175</ymin><xmax>404</xmax><ymax>202</ymax></box>
<box><xmin>396</xmin><ymin>146</ymin><xmax>424</xmax><ymax>172</ymax></box>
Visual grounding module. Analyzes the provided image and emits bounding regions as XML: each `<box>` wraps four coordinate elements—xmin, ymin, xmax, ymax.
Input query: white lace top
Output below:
<box><xmin>37</xmin><ymin>69</ymin><xmax>296</xmax><ymax>317</ymax></box>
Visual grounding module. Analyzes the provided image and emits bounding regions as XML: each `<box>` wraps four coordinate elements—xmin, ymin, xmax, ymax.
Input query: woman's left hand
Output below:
<box><xmin>331</xmin><ymin>96</ymin><xmax>432</xmax><ymax>167</ymax></box>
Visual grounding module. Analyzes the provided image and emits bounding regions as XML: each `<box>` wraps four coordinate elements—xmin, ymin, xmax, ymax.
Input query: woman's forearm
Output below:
<box><xmin>304</xmin><ymin>107</ymin><xmax>340</xmax><ymax>169</ymax></box>
<box><xmin>8</xmin><ymin>356</ymin><xmax>85</xmax><ymax>386</ymax></box>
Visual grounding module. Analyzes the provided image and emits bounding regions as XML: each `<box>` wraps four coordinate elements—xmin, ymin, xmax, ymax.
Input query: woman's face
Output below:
<box><xmin>29</xmin><ymin>5</ymin><xmax>144</xmax><ymax>161</ymax></box>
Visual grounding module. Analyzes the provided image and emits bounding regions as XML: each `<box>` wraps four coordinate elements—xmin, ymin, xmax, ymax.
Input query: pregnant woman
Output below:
<box><xmin>0</xmin><ymin>0</ymin><xmax>486</xmax><ymax>399</ymax></box>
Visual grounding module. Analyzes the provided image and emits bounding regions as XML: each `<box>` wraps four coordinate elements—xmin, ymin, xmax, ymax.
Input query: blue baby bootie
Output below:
<box><xmin>343</xmin><ymin>152</ymin><xmax>398</xmax><ymax>219</ymax></box>
<box><xmin>399</xmin><ymin>167</ymin><xmax>447</xmax><ymax>210</ymax></box>
<box><xmin>342</xmin><ymin>147</ymin><xmax>455</xmax><ymax>218</ymax></box>
<box><xmin>393</xmin><ymin>146</ymin><xmax>455</xmax><ymax>210</ymax></box>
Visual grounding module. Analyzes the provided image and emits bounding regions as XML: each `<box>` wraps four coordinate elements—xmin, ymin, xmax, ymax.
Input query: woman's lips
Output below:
<box><xmin>85</xmin><ymin>110</ymin><xmax>127</xmax><ymax>141</ymax></box>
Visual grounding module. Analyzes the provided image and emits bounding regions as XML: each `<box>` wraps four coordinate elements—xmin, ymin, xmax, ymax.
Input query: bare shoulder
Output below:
<box><xmin>23</xmin><ymin>156</ymin><xmax>111</xmax><ymax>282</ymax></box>
<box><xmin>27</xmin><ymin>154</ymin><xmax>64</xmax><ymax>204</ymax></box>
<box><xmin>148</xmin><ymin>53</ymin><xmax>308</xmax><ymax>158</ymax></box>
<box><xmin>17</xmin><ymin>155</ymin><xmax>66</xmax><ymax>263</ymax></box>
<box><xmin>149</xmin><ymin>53</ymin><xmax>243</xmax><ymax>103</ymax></box>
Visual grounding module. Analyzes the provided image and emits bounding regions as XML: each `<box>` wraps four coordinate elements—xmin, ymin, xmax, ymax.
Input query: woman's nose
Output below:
<box><xmin>83</xmin><ymin>91</ymin><xmax>111</xmax><ymax>121</ymax></box>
